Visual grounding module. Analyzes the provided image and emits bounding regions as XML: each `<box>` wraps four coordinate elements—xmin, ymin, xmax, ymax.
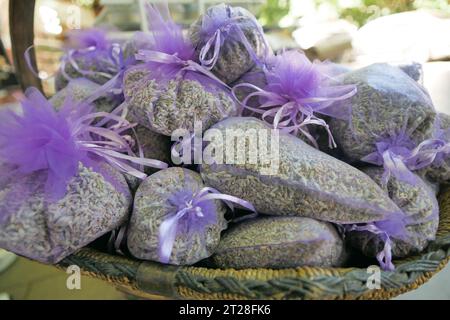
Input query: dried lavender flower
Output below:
<box><xmin>396</xmin><ymin>62</ymin><xmax>423</xmax><ymax>83</ymax></box>
<box><xmin>124</xmin><ymin>68</ymin><xmax>237</xmax><ymax>136</ymax></box>
<box><xmin>212</xmin><ymin>216</ymin><xmax>346</xmax><ymax>269</ymax></box>
<box><xmin>123</xmin><ymin>124</ymin><xmax>172</xmax><ymax>190</ymax></box>
<box><xmin>189</xmin><ymin>3</ymin><xmax>270</xmax><ymax>84</ymax></box>
<box><xmin>200</xmin><ymin>117</ymin><xmax>404</xmax><ymax>227</ymax></box>
<box><xmin>348</xmin><ymin>167</ymin><xmax>439</xmax><ymax>258</ymax></box>
<box><xmin>132</xmin><ymin>125</ymin><xmax>172</xmax><ymax>171</ymax></box>
<box><xmin>55</xmin><ymin>28</ymin><xmax>124</xmax><ymax>91</ymax></box>
<box><xmin>329</xmin><ymin>63</ymin><xmax>436</xmax><ymax>162</ymax></box>
<box><xmin>0</xmin><ymin>163</ymin><xmax>131</xmax><ymax>264</ymax></box>
<box><xmin>55</xmin><ymin>55</ymin><xmax>114</xmax><ymax>91</ymax></box>
<box><xmin>122</xmin><ymin>5</ymin><xmax>238</xmax><ymax>136</ymax></box>
<box><xmin>231</xmin><ymin>66</ymin><xmax>267</xmax><ymax>116</ymax></box>
<box><xmin>0</xmin><ymin>88</ymin><xmax>159</xmax><ymax>264</ymax></box>
<box><xmin>127</xmin><ymin>167</ymin><xmax>228</xmax><ymax>265</ymax></box>
<box><xmin>50</xmin><ymin>78</ymin><xmax>117</xmax><ymax>113</ymax></box>
<box><xmin>420</xmin><ymin>112</ymin><xmax>450</xmax><ymax>183</ymax></box>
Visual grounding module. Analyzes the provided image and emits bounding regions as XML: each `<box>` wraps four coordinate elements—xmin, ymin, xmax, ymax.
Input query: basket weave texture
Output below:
<box><xmin>57</xmin><ymin>186</ymin><xmax>450</xmax><ymax>300</ymax></box>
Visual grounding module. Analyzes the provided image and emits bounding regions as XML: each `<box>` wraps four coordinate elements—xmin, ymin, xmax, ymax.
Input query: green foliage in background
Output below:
<box><xmin>324</xmin><ymin>0</ymin><xmax>450</xmax><ymax>27</ymax></box>
<box><xmin>414</xmin><ymin>0</ymin><xmax>450</xmax><ymax>15</ymax></box>
<box><xmin>258</xmin><ymin>0</ymin><xmax>290</xmax><ymax>27</ymax></box>
<box><xmin>258</xmin><ymin>0</ymin><xmax>450</xmax><ymax>28</ymax></box>
<box><xmin>330</xmin><ymin>0</ymin><xmax>450</xmax><ymax>26</ymax></box>
<box><xmin>71</xmin><ymin>0</ymin><xmax>96</xmax><ymax>7</ymax></box>
<box><xmin>329</xmin><ymin>0</ymin><xmax>415</xmax><ymax>26</ymax></box>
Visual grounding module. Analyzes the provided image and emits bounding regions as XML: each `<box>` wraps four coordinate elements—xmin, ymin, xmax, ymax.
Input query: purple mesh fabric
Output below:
<box><xmin>329</xmin><ymin>63</ymin><xmax>437</xmax><ymax>164</ymax></box>
<box><xmin>189</xmin><ymin>3</ymin><xmax>270</xmax><ymax>84</ymax></box>
<box><xmin>420</xmin><ymin>113</ymin><xmax>450</xmax><ymax>183</ymax></box>
<box><xmin>231</xmin><ymin>50</ymin><xmax>357</xmax><ymax>148</ymax></box>
<box><xmin>127</xmin><ymin>168</ymin><xmax>228</xmax><ymax>265</ymax></box>
<box><xmin>200</xmin><ymin>117</ymin><xmax>409</xmax><ymax>268</ymax></box>
<box><xmin>348</xmin><ymin>166</ymin><xmax>439</xmax><ymax>266</ymax></box>
<box><xmin>122</xmin><ymin>4</ymin><xmax>237</xmax><ymax>136</ymax></box>
<box><xmin>0</xmin><ymin>88</ymin><xmax>137</xmax><ymax>264</ymax></box>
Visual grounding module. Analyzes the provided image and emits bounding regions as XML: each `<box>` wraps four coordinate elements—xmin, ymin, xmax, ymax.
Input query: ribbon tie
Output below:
<box><xmin>362</xmin><ymin>138</ymin><xmax>448</xmax><ymax>186</ymax></box>
<box><xmin>199</xmin><ymin>15</ymin><xmax>269</xmax><ymax>71</ymax></box>
<box><xmin>25</xmin><ymin>41</ymin><xmax>132</xmax><ymax>105</ymax></box>
<box><xmin>347</xmin><ymin>223</ymin><xmax>395</xmax><ymax>271</ymax></box>
<box><xmin>158</xmin><ymin>187</ymin><xmax>256</xmax><ymax>264</ymax></box>
<box><xmin>135</xmin><ymin>49</ymin><xmax>229</xmax><ymax>89</ymax></box>
<box><xmin>71</xmin><ymin>107</ymin><xmax>168</xmax><ymax>180</ymax></box>
<box><xmin>232</xmin><ymin>82</ymin><xmax>356</xmax><ymax>148</ymax></box>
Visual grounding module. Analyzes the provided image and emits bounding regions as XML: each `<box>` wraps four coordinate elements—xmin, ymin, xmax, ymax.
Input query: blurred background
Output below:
<box><xmin>0</xmin><ymin>0</ymin><xmax>450</xmax><ymax>300</ymax></box>
<box><xmin>1</xmin><ymin>0</ymin><xmax>450</xmax><ymax>108</ymax></box>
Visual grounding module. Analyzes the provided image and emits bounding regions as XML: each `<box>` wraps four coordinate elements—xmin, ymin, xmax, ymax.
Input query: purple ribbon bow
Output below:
<box><xmin>25</xmin><ymin>32</ymin><xmax>133</xmax><ymax>104</ymax></box>
<box><xmin>135</xmin><ymin>49</ymin><xmax>229</xmax><ymax>89</ymax></box>
<box><xmin>63</xmin><ymin>43</ymin><xmax>135</xmax><ymax>105</ymax></box>
<box><xmin>0</xmin><ymin>88</ymin><xmax>167</xmax><ymax>203</ymax></box>
<box><xmin>362</xmin><ymin>136</ymin><xmax>448</xmax><ymax>186</ymax></box>
<box><xmin>158</xmin><ymin>187</ymin><xmax>256</xmax><ymax>264</ymax></box>
<box><xmin>71</xmin><ymin>108</ymin><xmax>168</xmax><ymax>180</ymax></box>
<box><xmin>347</xmin><ymin>223</ymin><xmax>395</xmax><ymax>271</ymax></box>
<box><xmin>60</xmin><ymin>27</ymin><xmax>128</xmax><ymax>83</ymax></box>
<box><xmin>199</xmin><ymin>14</ymin><xmax>270</xmax><ymax>71</ymax></box>
<box><xmin>232</xmin><ymin>82</ymin><xmax>356</xmax><ymax>149</ymax></box>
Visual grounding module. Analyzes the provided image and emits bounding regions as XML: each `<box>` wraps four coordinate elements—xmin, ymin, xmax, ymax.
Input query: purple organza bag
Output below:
<box><xmin>0</xmin><ymin>88</ymin><xmax>167</xmax><ymax>264</ymax></box>
<box><xmin>231</xmin><ymin>66</ymin><xmax>267</xmax><ymax>116</ymax></box>
<box><xmin>189</xmin><ymin>3</ymin><xmax>271</xmax><ymax>84</ymax></box>
<box><xmin>123</xmin><ymin>124</ymin><xmax>173</xmax><ymax>190</ymax></box>
<box><xmin>50</xmin><ymin>78</ymin><xmax>119</xmax><ymax>113</ymax></box>
<box><xmin>200</xmin><ymin>117</ymin><xmax>408</xmax><ymax>270</ymax></box>
<box><xmin>123</xmin><ymin>4</ymin><xmax>237</xmax><ymax>137</ymax></box>
<box><xmin>396</xmin><ymin>62</ymin><xmax>424</xmax><ymax>83</ymax></box>
<box><xmin>348</xmin><ymin>166</ymin><xmax>439</xmax><ymax>260</ymax></box>
<box><xmin>122</xmin><ymin>32</ymin><xmax>154</xmax><ymax>61</ymax></box>
<box><xmin>419</xmin><ymin>113</ymin><xmax>450</xmax><ymax>183</ymax></box>
<box><xmin>232</xmin><ymin>50</ymin><xmax>357</xmax><ymax>149</ymax></box>
<box><xmin>131</xmin><ymin>125</ymin><xmax>172</xmax><ymax>174</ymax></box>
<box><xmin>127</xmin><ymin>167</ymin><xmax>254</xmax><ymax>266</ymax></box>
<box><xmin>55</xmin><ymin>28</ymin><xmax>135</xmax><ymax>105</ymax></box>
<box><xmin>329</xmin><ymin>63</ymin><xmax>437</xmax><ymax>165</ymax></box>
<box><xmin>212</xmin><ymin>216</ymin><xmax>346</xmax><ymax>269</ymax></box>
<box><xmin>56</xmin><ymin>29</ymin><xmax>118</xmax><ymax>88</ymax></box>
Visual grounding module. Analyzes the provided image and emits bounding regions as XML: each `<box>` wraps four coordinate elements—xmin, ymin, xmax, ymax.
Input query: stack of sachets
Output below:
<box><xmin>1</xmin><ymin>2</ymin><xmax>448</xmax><ymax>272</ymax></box>
<box><xmin>0</xmin><ymin>88</ymin><xmax>165</xmax><ymax>263</ymax></box>
<box><xmin>122</xmin><ymin>4</ymin><xmax>238</xmax><ymax>137</ymax></box>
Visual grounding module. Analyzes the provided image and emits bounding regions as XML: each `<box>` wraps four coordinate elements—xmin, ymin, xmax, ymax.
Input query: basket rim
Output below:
<box><xmin>57</xmin><ymin>186</ymin><xmax>450</xmax><ymax>300</ymax></box>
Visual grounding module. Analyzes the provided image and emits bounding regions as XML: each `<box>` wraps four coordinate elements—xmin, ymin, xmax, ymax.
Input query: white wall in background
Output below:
<box><xmin>353</xmin><ymin>10</ymin><xmax>450</xmax><ymax>65</ymax></box>
<box><xmin>423</xmin><ymin>62</ymin><xmax>450</xmax><ymax>115</ymax></box>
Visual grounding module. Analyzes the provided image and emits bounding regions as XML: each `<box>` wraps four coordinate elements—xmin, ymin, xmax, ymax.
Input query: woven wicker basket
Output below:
<box><xmin>8</xmin><ymin>0</ymin><xmax>450</xmax><ymax>300</ymax></box>
<box><xmin>55</xmin><ymin>186</ymin><xmax>450</xmax><ymax>300</ymax></box>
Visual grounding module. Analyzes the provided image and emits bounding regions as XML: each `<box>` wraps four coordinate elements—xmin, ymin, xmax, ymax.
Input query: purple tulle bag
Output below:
<box><xmin>348</xmin><ymin>167</ymin><xmax>439</xmax><ymax>266</ymax></box>
<box><xmin>55</xmin><ymin>28</ymin><xmax>135</xmax><ymax>105</ymax></box>
<box><xmin>212</xmin><ymin>217</ymin><xmax>347</xmax><ymax>269</ymax></box>
<box><xmin>329</xmin><ymin>63</ymin><xmax>438</xmax><ymax>166</ymax></box>
<box><xmin>232</xmin><ymin>50</ymin><xmax>357</xmax><ymax>148</ymax></box>
<box><xmin>360</xmin><ymin>128</ymin><xmax>447</xmax><ymax>188</ymax></box>
<box><xmin>188</xmin><ymin>3</ymin><xmax>271</xmax><ymax>84</ymax></box>
<box><xmin>127</xmin><ymin>167</ymin><xmax>255</xmax><ymax>265</ymax></box>
<box><xmin>419</xmin><ymin>113</ymin><xmax>450</xmax><ymax>183</ymax></box>
<box><xmin>200</xmin><ymin>117</ymin><xmax>409</xmax><ymax>270</ymax></box>
<box><xmin>231</xmin><ymin>66</ymin><xmax>268</xmax><ymax>117</ymax></box>
<box><xmin>50</xmin><ymin>78</ymin><xmax>119</xmax><ymax>113</ymax></box>
<box><xmin>0</xmin><ymin>88</ymin><xmax>168</xmax><ymax>264</ymax></box>
<box><xmin>123</xmin><ymin>4</ymin><xmax>237</xmax><ymax>136</ymax></box>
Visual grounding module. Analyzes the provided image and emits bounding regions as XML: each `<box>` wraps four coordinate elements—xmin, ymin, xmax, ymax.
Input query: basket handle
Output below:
<box><xmin>9</xmin><ymin>0</ymin><xmax>43</xmax><ymax>91</ymax></box>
